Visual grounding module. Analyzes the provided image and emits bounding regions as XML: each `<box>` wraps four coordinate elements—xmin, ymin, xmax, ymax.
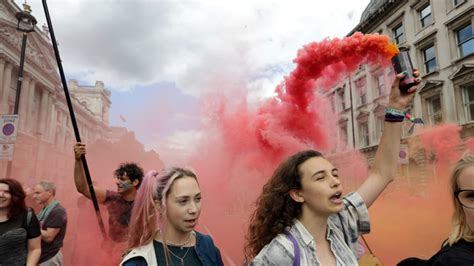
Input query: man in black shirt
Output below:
<box><xmin>33</xmin><ymin>181</ymin><xmax>67</xmax><ymax>266</ymax></box>
<box><xmin>73</xmin><ymin>142</ymin><xmax>144</xmax><ymax>243</ymax></box>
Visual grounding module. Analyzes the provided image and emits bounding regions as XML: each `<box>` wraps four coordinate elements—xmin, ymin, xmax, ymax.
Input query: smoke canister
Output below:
<box><xmin>392</xmin><ymin>50</ymin><xmax>417</xmax><ymax>93</ymax></box>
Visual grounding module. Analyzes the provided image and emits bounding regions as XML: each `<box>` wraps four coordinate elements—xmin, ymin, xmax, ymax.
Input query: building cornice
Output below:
<box><xmin>348</xmin><ymin>0</ymin><xmax>407</xmax><ymax>35</ymax></box>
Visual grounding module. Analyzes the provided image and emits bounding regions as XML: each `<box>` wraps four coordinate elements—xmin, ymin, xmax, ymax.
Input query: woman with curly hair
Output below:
<box><xmin>245</xmin><ymin>70</ymin><xmax>420</xmax><ymax>265</ymax></box>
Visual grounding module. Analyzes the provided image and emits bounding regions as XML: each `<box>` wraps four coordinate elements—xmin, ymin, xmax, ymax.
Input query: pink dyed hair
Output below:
<box><xmin>126</xmin><ymin>167</ymin><xmax>198</xmax><ymax>252</ymax></box>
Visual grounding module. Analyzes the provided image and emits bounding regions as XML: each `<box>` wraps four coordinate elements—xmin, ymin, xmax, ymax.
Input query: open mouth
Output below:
<box><xmin>184</xmin><ymin>219</ymin><xmax>197</xmax><ymax>225</ymax></box>
<box><xmin>329</xmin><ymin>192</ymin><xmax>343</xmax><ymax>204</ymax></box>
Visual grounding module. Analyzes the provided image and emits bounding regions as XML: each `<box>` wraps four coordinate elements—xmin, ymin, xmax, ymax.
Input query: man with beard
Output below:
<box><xmin>73</xmin><ymin>142</ymin><xmax>144</xmax><ymax>243</ymax></box>
<box><xmin>33</xmin><ymin>181</ymin><xmax>67</xmax><ymax>266</ymax></box>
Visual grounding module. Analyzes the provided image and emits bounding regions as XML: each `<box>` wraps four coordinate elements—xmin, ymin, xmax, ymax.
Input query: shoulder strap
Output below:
<box><xmin>37</xmin><ymin>200</ymin><xmax>59</xmax><ymax>222</ymax></box>
<box><xmin>27</xmin><ymin>209</ymin><xmax>32</xmax><ymax>225</ymax></box>
<box><xmin>285</xmin><ymin>232</ymin><xmax>300</xmax><ymax>266</ymax></box>
<box><xmin>22</xmin><ymin>208</ymin><xmax>33</xmax><ymax>228</ymax></box>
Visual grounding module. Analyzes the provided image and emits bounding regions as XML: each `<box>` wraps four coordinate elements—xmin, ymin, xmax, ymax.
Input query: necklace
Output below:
<box><xmin>167</xmin><ymin>246</ymin><xmax>191</xmax><ymax>266</ymax></box>
<box><xmin>159</xmin><ymin>230</ymin><xmax>194</xmax><ymax>250</ymax></box>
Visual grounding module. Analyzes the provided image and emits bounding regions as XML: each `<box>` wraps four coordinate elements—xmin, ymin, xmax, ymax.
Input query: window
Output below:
<box><xmin>337</xmin><ymin>88</ymin><xmax>345</xmax><ymax>111</ymax></box>
<box><xmin>393</xmin><ymin>23</ymin><xmax>406</xmax><ymax>44</ymax></box>
<box><xmin>375</xmin><ymin>115</ymin><xmax>384</xmax><ymax>141</ymax></box>
<box><xmin>453</xmin><ymin>0</ymin><xmax>464</xmax><ymax>6</ymax></box>
<box><xmin>423</xmin><ymin>45</ymin><xmax>437</xmax><ymax>73</ymax></box>
<box><xmin>419</xmin><ymin>5</ymin><xmax>432</xmax><ymax>28</ymax></box>
<box><xmin>427</xmin><ymin>95</ymin><xmax>442</xmax><ymax>125</ymax></box>
<box><xmin>402</xmin><ymin>104</ymin><xmax>414</xmax><ymax>138</ymax></box>
<box><xmin>374</xmin><ymin>73</ymin><xmax>385</xmax><ymax>97</ymax></box>
<box><xmin>463</xmin><ymin>85</ymin><xmax>474</xmax><ymax>121</ymax></box>
<box><xmin>330</xmin><ymin>94</ymin><xmax>336</xmax><ymax>113</ymax></box>
<box><xmin>359</xmin><ymin>122</ymin><xmax>369</xmax><ymax>147</ymax></box>
<box><xmin>360</xmin><ymin>92</ymin><xmax>367</xmax><ymax>106</ymax></box>
<box><xmin>355</xmin><ymin>76</ymin><xmax>367</xmax><ymax>106</ymax></box>
<box><xmin>457</xmin><ymin>24</ymin><xmax>473</xmax><ymax>57</ymax></box>
<box><xmin>339</xmin><ymin>123</ymin><xmax>348</xmax><ymax>147</ymax></box>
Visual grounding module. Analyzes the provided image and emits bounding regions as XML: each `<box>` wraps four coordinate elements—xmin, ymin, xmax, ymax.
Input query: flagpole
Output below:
<box><xmin>42</xmin><ymin>0</ymin><xmax>107</xmax><ymax>239</ymax></box>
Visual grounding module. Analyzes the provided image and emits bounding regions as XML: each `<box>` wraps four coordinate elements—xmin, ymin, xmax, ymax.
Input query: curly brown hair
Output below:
<box><xmin>114</xmin><ymin>162</ymin><xmax>144</xmax><ymax>188</ymax></box>
<box><xmin>244</xmin><ymin>150</ymin><xmax>323</xmax><ymax>260</ymax></box>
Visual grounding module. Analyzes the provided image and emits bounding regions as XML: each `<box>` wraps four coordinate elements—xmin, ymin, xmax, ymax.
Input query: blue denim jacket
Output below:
<box><xmin>121</xmin><ymin>230</ymin><xmax>223</xmax><ymax>266</ymax></box>
<box><xmin>195</xmin><ymin>231</ymin><xmax>224</xmax><ymax>266</ymax></box>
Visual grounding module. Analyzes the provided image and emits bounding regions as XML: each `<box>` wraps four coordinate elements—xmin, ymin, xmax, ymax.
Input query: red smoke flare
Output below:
<box><xmin>192</xmin><ymin>33</ymin><xmax>399</xmax><ymax>264</ymax></box>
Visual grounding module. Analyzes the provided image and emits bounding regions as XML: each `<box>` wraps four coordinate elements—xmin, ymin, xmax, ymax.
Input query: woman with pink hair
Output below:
<box><xmin>121</xmin><ymin>167</ymin><xmax>223</xmax><ymax>266</ymax></box>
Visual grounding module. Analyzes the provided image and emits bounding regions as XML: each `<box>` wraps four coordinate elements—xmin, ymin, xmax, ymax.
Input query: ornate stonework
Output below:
<box><xmin>0</xmin><ymin>26</ymin><xmax>55</xmax><ymax>75</ymax></box>
<box><xmin>0</xmin><ymin>1</ymin><xmax>16</xmax><ymax>24</ymax></box>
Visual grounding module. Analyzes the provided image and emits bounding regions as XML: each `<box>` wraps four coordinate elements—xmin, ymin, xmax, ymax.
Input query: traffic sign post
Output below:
<box><xmin>0</xmin><ymin>114</ymin><xmax>19</xmax><ymax>161</ymax></box>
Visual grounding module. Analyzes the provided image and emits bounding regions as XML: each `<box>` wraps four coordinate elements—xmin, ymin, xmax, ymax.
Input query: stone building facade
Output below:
<box><xmin>327</xmin><ymin>0</ymin><xmax>473</xmax><ymax>189</ymax></box>
<box><xmin>0</xmin><ymin>0</ymin><xmax>111</xmax><ymax>182</ymax></box>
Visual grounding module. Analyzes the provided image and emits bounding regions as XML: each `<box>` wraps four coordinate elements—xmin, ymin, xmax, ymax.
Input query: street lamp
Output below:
<box><xmin>16</xmin><ymin>3</ymin><xmax>37</xmax><ymax>33</ymax></box>
<box><xmin>13</xmin><ymin>3</ymin><xmax>37</xmax><ymax>114</ymax></box>
<box><xmin>5</xmin><ymin>3</ymin><xmax>37</xmax><ymax>178</ymax></box>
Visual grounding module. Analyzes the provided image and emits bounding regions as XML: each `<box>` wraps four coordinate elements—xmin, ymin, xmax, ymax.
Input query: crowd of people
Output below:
<box><xmin>1</xmin><ymin>70</ymin><xmax>473</xmax><ymax>266</ymax></box>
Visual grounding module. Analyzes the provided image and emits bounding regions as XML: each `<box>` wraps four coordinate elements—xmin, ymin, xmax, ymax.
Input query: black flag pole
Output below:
<box><xmin>42</xmin><ymin>0</ymin><xmax>107</xmax><ymax>239</ymax></box>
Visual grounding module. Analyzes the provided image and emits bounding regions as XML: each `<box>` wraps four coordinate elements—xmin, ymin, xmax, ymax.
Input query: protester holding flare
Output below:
<box><xmin>245</xmin><ymin>68</ymin><xmax>421</xmax><ymax>265</ymax></box>
<box><xmin>121</xmin><ymin>167</ymin><xmax>223</xmax><ymax>266</ymax></box>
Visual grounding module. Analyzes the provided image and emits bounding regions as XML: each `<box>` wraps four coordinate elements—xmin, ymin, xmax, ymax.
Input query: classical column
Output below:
<box><xmin>48</xmin><ymin>101</ymin><xmax>57</xmax><ymax>142</ymax></box>
<box><xmin>18</xmin><ymin>75</ymin><xmax>30</xmax><ymax>132</ymax></box>
<box><xmin>25</xmin><ymin>79</ymin><xmax>36</xmax><ymax>133</ymax></box>
<box><xmin>58</xmin><ymin>111</ymin><xmax>66</xmax><ymax>150</ymax></box>
<box><xmin>0</xmin><ymin>58</ymin><xmax>5</xmax><ymax>110</ymax></box>
<box><xmin>38</xmin><ymin>88</ymin><xmax>49</xmax><ymax>136</ymax></box>
<box><xmin>0</xmin><ymin>63</ymin><xmax>12</xmax><ymax>114</ymax></box>
<box><xmin>54</xmin><ymin>111</ymin><xmax>62</xmax><ymax>146</ymax></box>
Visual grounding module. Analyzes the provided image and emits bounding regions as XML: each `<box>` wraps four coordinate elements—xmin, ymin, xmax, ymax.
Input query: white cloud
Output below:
<box><xmin>23</xmin><ymin>0</ymin><xmax>370</xmax><ymax>96</ymax></box>
<box><xmin>20</xmin><ymin>0</ymin><xmax>371</xmax><ymax>159</ymax></box>
<box><xmin>148</xmin><ymin>129</ymin><xmax>204</xmax><ymax>164</ymax></box>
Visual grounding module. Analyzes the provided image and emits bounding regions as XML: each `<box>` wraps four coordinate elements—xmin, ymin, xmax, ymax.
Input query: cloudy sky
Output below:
<box><xmin>19</xmin><ymin>0</ymin><xmax>371</xmax><ymax>162</ymax></box>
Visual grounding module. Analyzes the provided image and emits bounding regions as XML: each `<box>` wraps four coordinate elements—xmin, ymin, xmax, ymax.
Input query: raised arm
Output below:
<box><xmin>73</xmin><ymin>142</ymin><xmax>107</xmax><ymax>203</ymax></box>
<box><xmin>357</xmin><ymin>70</ymin><xmax>420</xmax><ymax>208</ymax></box>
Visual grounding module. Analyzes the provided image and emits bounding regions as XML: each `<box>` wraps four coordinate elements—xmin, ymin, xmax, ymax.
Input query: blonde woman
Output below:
<box><xmin>425</xmin><ymin>153</ymin><xmax>474</xmax><ymax>265</ymax></box>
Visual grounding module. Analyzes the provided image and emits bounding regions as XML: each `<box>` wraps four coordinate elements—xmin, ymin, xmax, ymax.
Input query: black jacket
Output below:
<box><xmin>398</xmin><ymin>239</ymin><xmax>474</xmax><ymax>266</ymax></box>
<box><xmin>426</xmin><ymin>239</ymin><xmax>474</xmax><ymax>266</ymax></box>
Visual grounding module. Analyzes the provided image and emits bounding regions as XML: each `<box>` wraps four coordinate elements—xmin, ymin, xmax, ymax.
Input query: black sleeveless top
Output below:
<box><xmin>0</xmin><ymin>209</ymin><xmax>41</xmax><ymax>266</ymax></box>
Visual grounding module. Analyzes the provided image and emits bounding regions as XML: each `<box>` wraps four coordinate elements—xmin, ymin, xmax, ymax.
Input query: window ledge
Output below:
<box><xmin>453</xmin><ymin>53</ymin><xmax>474</xmax><ymax>65</ymax></box>
<box><xmin>421</xmin><ymin>70</ymin><xmax>439</xmax><ymax>79</ymax></box>
<box><xmin>462</xmin><ymin>121</ymin><xmax>474</xmax><ymax>128</ymax></box>
<box><xmin>452</xmin><ymin>1</ymin><xmax>467</xmax><ymax>11</ymax></box>
<box><xmin>373</xmin><ymin>94</ymin><xmax>388</xmax><ymax>103</ymax></box>
<box><xmin>415</xmin><ymin>22</ymin><xmax>436</xmax><ymax>36</ymax></box>
<box><xmin>397</xmin><ymin>43</ymin><xmax>409</xmax><ymax>50</ymax></box>
<box><xmin>360</xmin><ymin>144</ymin><xmax>378</xmax><ymax>152</ymax></box>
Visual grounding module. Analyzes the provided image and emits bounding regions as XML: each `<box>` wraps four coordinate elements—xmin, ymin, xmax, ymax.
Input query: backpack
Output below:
<box><xmin>285</xmin><ymin>231</ymin><xmax>300</xmax><ymax>266</ymax></box>
<box><xmin>22</xmin><ymin>208</ymin><xmax>33</xmax><ymax>229</ymax></box>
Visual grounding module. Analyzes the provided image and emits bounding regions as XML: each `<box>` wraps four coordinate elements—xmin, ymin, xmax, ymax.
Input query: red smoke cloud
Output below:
<box><xmin>419</xmin><ymin>124</ymin><xmax>463</xmax><ymax>175</ymax></box>
<box><xmin>190</xmin><ymin>33</ymin><xmax>399</xmax><ymax>264</ymax></box>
